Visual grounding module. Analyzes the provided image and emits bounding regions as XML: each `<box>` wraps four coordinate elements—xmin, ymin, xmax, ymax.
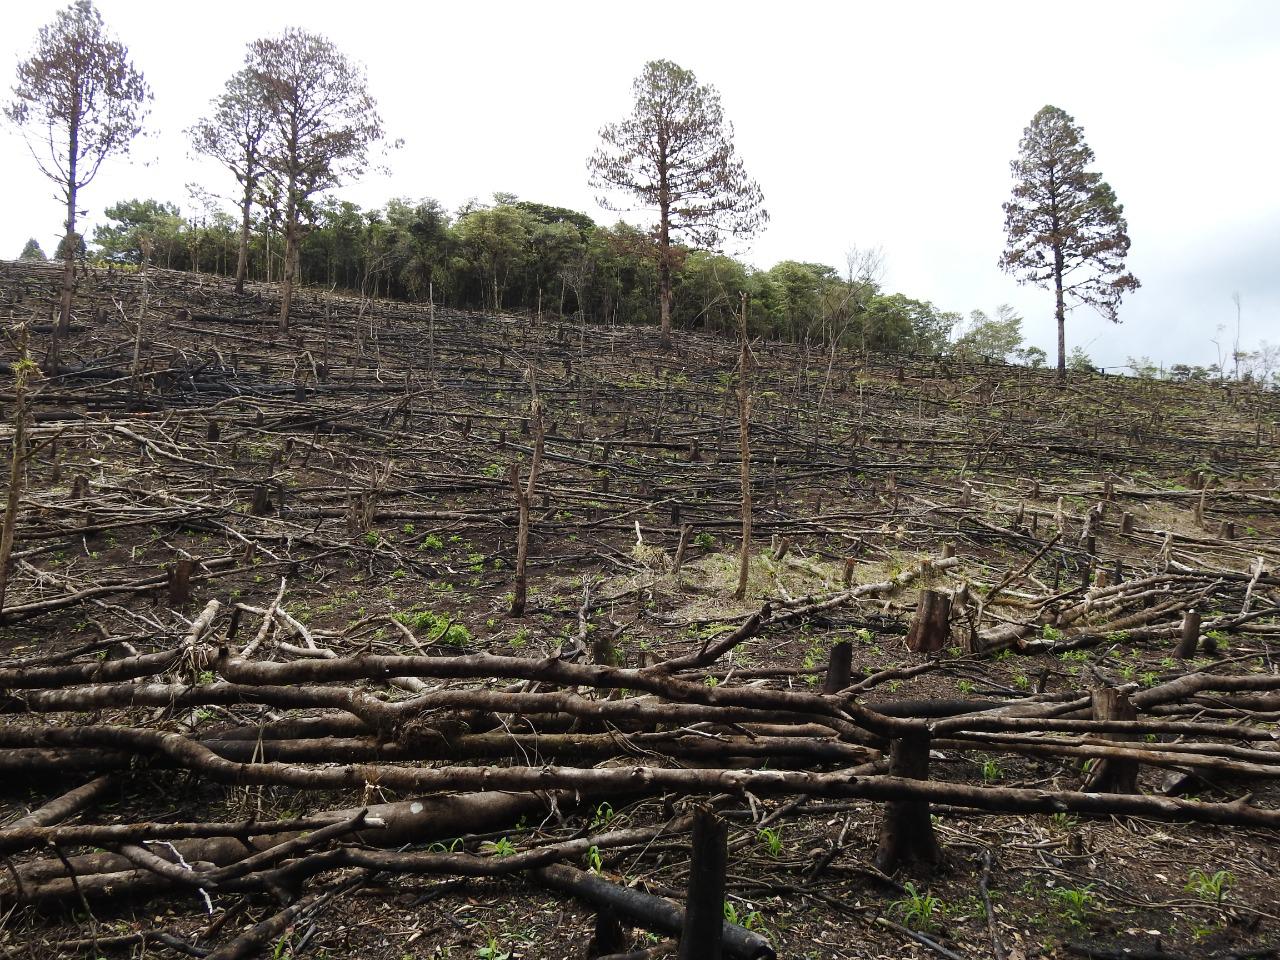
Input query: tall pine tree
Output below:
<box><xmin>588</xmin><ymin>60</ymin><xmax>767</xmax><ymax>346</ymax></box>
<box><xmin>1000</xmin><ymin>106</ymin><xmax>1139</xmax><ymax>378</ymax></box>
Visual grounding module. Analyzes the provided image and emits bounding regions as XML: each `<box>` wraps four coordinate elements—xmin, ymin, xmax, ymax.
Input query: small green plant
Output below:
<box><xmin>482</xmin><ymin>837</ymin><xmax>517</xmax><ymax>858</ymax></box>
<box><xmin>1049</xmin><ymin>812</ymin><xmax>1078</xmax><ymax>831</ymax></box>
<box><xmin>694</xmin><ymin>531</ymin><xmax>717</xmax><ymax>550</ymax></box>
<box><xmin>586</xmin><ymin>844</ymin><xmax>603</xmax><ymax>873</ymax></box>
<box><xmin>981</xmin><ymin>758</ymin><xmax>1003</xmax><ymax>782</ymax></box>
<box><xmin>474</xmin><ymin>939</ymin><xmax>510</xmax><ymax>960</ymax></box>
<box><xmin>1042</xmin><ymin>624</ymin><xmax>1065</xmax><ymax>643</ymax></box>
<box><xmin>591</xmin><ymin>803</ymin><xmax>615</xmax><ymax>829</ymax></box>
<box><xmin>1185</xmin><ymin>869</ymin><xmax>1234</xmax><ymax>905</ymax></box>
<box><xmin>723</xmin><ymin>901</ymin><xmax>764</xmax><ymax>931</ymax></box>
<box><xmin>364</xmin><ymin>530</ymin><xmax>381</xmax><ymax>546</ymax></box>
<box><xmin>420</xmin><ymin>533</ymin><xmax>445</xmax><ymax>551</ymax></box>
<box><xmin>402</xmin><ymin>523</ymin><xmax>415</xmax><ymax>534</ymax></box>
<box><xmin>757</xmin><ymin>827</ymin><xmax>784</xmax><ymax>859</ymax></box>
<box><xmin>957</xmin><ymin>679</ymin><xmax>975</xmax><ymax>695</ymax></box>
<box><xmin>889</xmin><ymin>882</ymin><xmax>944</xmax><ymax>933</ymax></box>
<box><xmin>1050</xmin><ymin>884</ymin><xmax>1094</xmax><ymax>925</ymax></box>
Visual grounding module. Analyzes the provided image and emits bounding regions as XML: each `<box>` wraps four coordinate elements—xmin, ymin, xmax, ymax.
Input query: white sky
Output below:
<box><xmin>3</xmin><ymin>0</ymin><xmax>1278</xmax><ymax>369</ymax></box>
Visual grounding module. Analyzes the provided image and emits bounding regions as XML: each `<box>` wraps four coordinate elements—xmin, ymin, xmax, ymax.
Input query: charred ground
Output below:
<box><xmin>0</xmin><ymin>260</ymin><xmax>1278</xmax><ymax>960</ymax></box>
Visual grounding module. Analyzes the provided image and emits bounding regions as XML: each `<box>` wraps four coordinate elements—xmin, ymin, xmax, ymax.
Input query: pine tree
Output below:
<box><xmin>5</xmin><ymin>0</ymin><xmax>149</xmax><ymax>367</ymax></box>
<box><xmin>188</xmin><ymin>67</ymin><xmax>272</xmax><ymax>295</ymax></box>
<box><xmin>19</xmin><ymin>239</ymin><xmax>47</xmax><ymax>261</ymax></box>
<box><xmin>246</xmin><ymin>29</ymin><xmax>386</xmax><ymax>332</ymax></box>
<box><xmin>588</xmin><ymin>60</ymin><xmax>767</xmax><ymax>346</ymax></box>
<box><xmin>1000</xmin><ymin>106</ymin><xmax>1139</xmax><ymax>378</ymax></box>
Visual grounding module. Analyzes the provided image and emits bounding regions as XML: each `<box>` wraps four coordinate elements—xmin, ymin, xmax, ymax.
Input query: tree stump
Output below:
<box><xmin>677</xmin><ymin>809</ymin><xmax>728</xmax><ymax>960</ymax></box>
<box><xmin>1084</xmin><ymin>688</ymin><xmax>1139</xmax><ymax>794</ymax></box>
<box><xmin>250</xmin><ymin>486</ymin><xmax>272</xmax><ymax>516</ymax></box>
<box><xmin>1175</xmin><ymin>608</ymin><xmax>1202</xmax><ymax>659</ymax></box>
<box><xmin>167</xmin><ymin>558</ymin><xmax>194</xmax><ymax>608</ymax></box>
<box><xmin>905</xmin><ymin>590</ymin><xmax>951</xmax><ymax>654</ymax></box>
<box><xmin>823</xmin><ymin>641</ymin><xmax>853</xmax><ymax>694</ymax></box>
<box><xmin>875</xmin><ymin>730</ymin><xmax>942</xmax><ymax>873</ymax></box>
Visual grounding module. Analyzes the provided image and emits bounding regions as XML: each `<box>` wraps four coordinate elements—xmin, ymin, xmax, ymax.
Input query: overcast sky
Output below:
<box><xmin>3</xmin><ymin>0</ymin><xmax>1278</xmax><ymax>369</ymax></box>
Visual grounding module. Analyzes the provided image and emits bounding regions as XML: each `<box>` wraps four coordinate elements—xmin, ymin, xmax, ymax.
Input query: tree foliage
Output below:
<box><xmin>246</xmin><ymin>29</ymin><xmax>386</xmax><ymax>329</ymax></box>
<box><xmin>1000</xmin><ymin>105</ymin><xmax>1138</xmax><ymax>377</ymax></box>
<box><xmin>93</xmin><ymin>198</ymin><xmax>184</xmax><ymax>265</ymax></box>
<box><xmin>952</xmin><ymin>305</ymin><xmax>1025</xmax><ymax>361</ymax></box>
<box><xmin>588</xmin><ymin>60</ymin><xmax>767</xmax><ymax>343</ymax></box>
<box><xmin>19</xmin><ymin>239</ymin><xmax>47</xmax><ymax>261</ymax></box>
<box><xmin>5</xmin><ymin>0</ymin><xmax>149</xmax><ymax>351</ymax></box>
<box><xmin>188</xmin><ymin>67</ymin><xmax>272</xmax><ymax>293</ymax></box>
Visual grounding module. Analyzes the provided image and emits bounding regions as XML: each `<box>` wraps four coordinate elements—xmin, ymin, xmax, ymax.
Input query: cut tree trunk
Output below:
<box><xmin>1084</xmin><ymin>688</ymin><xmax>1139</xmax><ymax>794</ymax></box>
<box><xmin>874</xmin><ymin>730</ymin><xmax>942</xmax><ymax>874</ymax></box>
<box><xmin>905</xmin><ymin>590</ymin><xmax>951</xmax><ymax>654</ymax></box>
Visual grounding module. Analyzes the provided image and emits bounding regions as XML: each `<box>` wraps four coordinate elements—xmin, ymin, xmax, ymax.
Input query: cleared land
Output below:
<box><xmin>0</xmin><ymin>260</ymin><xmax>1278</xmax><ymax>960</ymax></box>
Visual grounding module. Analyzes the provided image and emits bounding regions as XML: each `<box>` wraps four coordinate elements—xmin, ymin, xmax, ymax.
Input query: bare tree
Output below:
<box><xmin>247</xmin><ymin>29</ymin><xmax>386</xmax><ymax>331</ymax></box>
<box><xmin>188</xmin><ymin>67</ymin><xmax>272</xmax><ymax>295</ymax></box>
<box><xmin>5</xmin><ymin>0</ymin><xmax>149</xmax><ymax>368</ymax></box>
<box><xmin>588</xmin><ymin>60</ymin><xmax>767</xmax><ymax>346</ymax></box>
<box><xmin>734</xmin><ymin>293</ymin><xmax>753</xmax><ymax>601</ymax></box>
<box><xmin>1231</xmin><ymin>291</ymin><xmax>1243</xmax><ymax>381</ymax></box>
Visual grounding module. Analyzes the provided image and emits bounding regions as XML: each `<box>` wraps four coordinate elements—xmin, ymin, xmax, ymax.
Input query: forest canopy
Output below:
<box><xmin>82</xmin><ymin>191</ymin><xmax>988</xmax><ymax>355</ymax></box>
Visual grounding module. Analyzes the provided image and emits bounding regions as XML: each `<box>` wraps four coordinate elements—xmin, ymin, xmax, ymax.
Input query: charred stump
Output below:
<box><xmin>875</xmin><ymin>730</ymin><xmax>942</xmax><ymax>874</ymax></box>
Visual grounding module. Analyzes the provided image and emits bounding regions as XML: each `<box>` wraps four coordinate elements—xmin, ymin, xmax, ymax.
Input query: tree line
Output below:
<box><xmin>10</xmin><ymin>1</ymin><xmax>1273</xmax><ymax>385</ymax></box>
<box><xmin>53</xmin><ymin>191</ymin><xmax>1048</xmax><ymax>359</ymax></box>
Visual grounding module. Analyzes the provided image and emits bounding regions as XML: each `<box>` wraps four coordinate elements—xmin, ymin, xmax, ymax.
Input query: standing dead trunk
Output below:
<box><xmin>734</xmin><ymin>293</ymin><xmax>752</xmax><ymax>601</ymax></box>
<box><xmin>278</xmin><ymin>184</ymin><xmax>299</xmax><ymax>332</ymax></box>
<box><xmin>677</xmin><ymin>809</ymin><xmax>728</xmax><ymax>960</ymax></box>
<box><xmin>510</xmin><ymin>388</ymin><xmax>545</xmax><ymax>617</ymax></box>
<box><xmin>427</xmin><ymin>281</ymin><xmax>436</xmax><ymax>370</ymax></box>
<box><xmin>0</xmin><ymin>326</ymin><xmax>36</xmax><ymax>616</ymax></box>
<box><xmin>1054</xmin><ymin>241</ymin><xmax>1066</xmax><ymax>380</ymax></box>
<box><xmin>823</xmin><ymin>641</ymin><xmax>853</xmax><ymax>694</ymax></box>
<box><xmin>875</xmin><ymin>730</ymin><xmax>941</xmax><ymax>874</ymax></box>
<box><xmin>129</xmin><ymin>239</ymin><xmax>151</xmax><ymax>395</ymax></box>
<box><xmin>235</xmin><ymin>186</ymin><xmax>253</xmax><ymax>295</ymax></box>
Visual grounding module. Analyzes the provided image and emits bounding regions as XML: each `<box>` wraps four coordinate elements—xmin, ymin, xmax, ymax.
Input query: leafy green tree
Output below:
<box><xmin>188</xmin><ymin>66</ymin><xmax>272</xmax><ymax>294</ymax></box>
<box><xmin>675</xmin><ymin>251</ymin><xmax>749</xmax><ymax>334</ymax></box>
<box><xmin>1000</xmin><ymin>105</ymin><xmax>1139</xmax><ymax>378</ymax></box>
<box><xmin>952</xmin><ymin>304</ymin><xmax>1024</xmax><ymax>361</ymax></box>
<box><xmin>389</xmin><ymin>198</ymin><xmax>452</xmax><ymax>303</ymax></box>
<box><xmin>861</xmin><ymin>294</ymin><xmax>955</xmax><ymax>355</ymax></box>
<box><xmin>19</xmin><ymin>239</ymin><xmax>47</xmax><ymax>261</ymax></box>
<box><xmin>454</xmin><ymin>204</ymin><xmax>534</xmax><ymax>311</ymax></box>
<box><xmin>758</xmin><ymin>261</ymin><xmax>838</xmax><ymax>341</ymax></box>
<box><xmin>93</xmin><ymin>198</ymin><xmax>183</xmax><ymax>265</ymax></box>
<box><xmin>5</xmin><ymin>0</ymin><xmax>149</xmax><ymax>362</ymax></box>
<box><xmin>1067</xmin><ymin>345</ymin><xmax>1096</xmax><ymax>374</ymax></box>
<box><xmin>1014</xmin><ymin>345</ymin><xmax>1048</xmax><ymax>368</ymax></box>
<box><xmin>1126</xmin><ymin>355</ymin><xmax>1161</xmax><ymax>379</ymax></box>
<box><xmin>247</xmin><ymin>28</ymin><xmax>386</xmax><ymax>330</ymax></box>
<box><xmin>588</xmin><ymin>59</ymin><xmax>767</xmax><ymax>345</ymax></box>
